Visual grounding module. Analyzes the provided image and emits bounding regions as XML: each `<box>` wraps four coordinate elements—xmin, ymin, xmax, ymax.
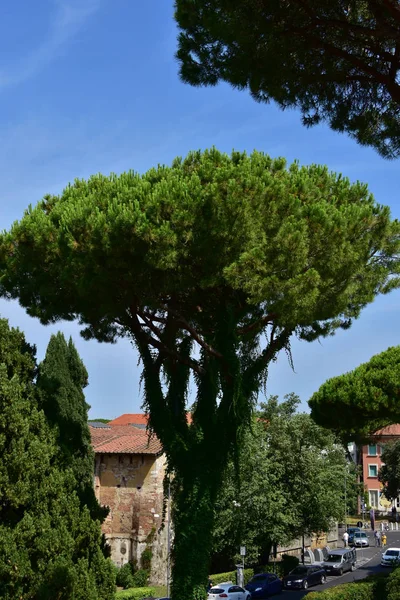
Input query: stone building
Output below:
<box><xmin>90</xmin><ymin>420</ymin><xmax>169</xmax><ymax>584</ymax></box>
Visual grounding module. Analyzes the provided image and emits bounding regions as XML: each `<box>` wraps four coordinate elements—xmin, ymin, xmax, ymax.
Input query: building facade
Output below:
<box><xmin>90</xmin><ymin>420</ymin><xmax>169</xmax><ymax>584</ymax></box>
<box><xmin>360</xmin><ymin>424</ymin><xmax>400</xmax><ymax>512</ymax></box>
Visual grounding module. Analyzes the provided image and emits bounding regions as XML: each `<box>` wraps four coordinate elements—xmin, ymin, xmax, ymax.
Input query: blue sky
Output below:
<box><xmin>0</xmin><ymin>0</ymin><xmax>399</xmax><ymax>419</ymax></box>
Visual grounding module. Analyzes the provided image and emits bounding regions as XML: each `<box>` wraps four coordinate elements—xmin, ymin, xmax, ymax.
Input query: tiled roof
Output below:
<box><xmin>90</xmin><ymin>424</ymin><xmax>162</xmax><ymax>455</ymax></box>
<box><xmin>108</xmin><ymin>414</ymin><xmax>148</xmax><ymax>426</ymax></box>
<box><xmin>374</xmin><ymin>424</ymin><xmax>400</xmax><ymax>437</ymax></box>
<box><xmin>109</xmin><ymin>412</ymin><xmax>193</xmax><ymax>426</ymax></box>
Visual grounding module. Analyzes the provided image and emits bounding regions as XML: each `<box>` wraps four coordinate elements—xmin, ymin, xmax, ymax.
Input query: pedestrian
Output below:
<box><xmin>343</xmin><ymin>531</ymin><xmax>349</xmax><ymax>548</ymax></box>
<box><xmin>377</xmin><ymin>530</ymin><xmax>382</xmax><ymax>547</ymax></box>
<box><xmin>382</xmin><ymin>533</ymin><xmax>387</xmax><ymax>548</ymax></box>
<box><xmin>374</xmin><ymin>530</ymin><xmax>379</xmax><ymax>546</ymax></box>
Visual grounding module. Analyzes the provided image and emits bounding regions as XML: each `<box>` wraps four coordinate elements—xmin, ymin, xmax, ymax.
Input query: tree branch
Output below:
<box><xmin>129</xmin><ymin>308</ymin><xmax>205</xmax><ymax>375</ymax></box>
<box><xmin>237</xmin><ymin>313</ymin><xmax>277</xmax><ymax>336</ymax></box>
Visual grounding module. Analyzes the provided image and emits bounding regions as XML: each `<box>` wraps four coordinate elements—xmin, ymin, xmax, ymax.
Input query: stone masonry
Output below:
<box><xmin>90</xmin><ymin>421</ymin><xmax>169</xmax><ymax>584</ymax></box>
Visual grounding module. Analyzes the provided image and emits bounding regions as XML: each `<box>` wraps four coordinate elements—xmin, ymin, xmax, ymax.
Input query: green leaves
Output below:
<box><xmin>0</xmin><ymin>319</ymin><xmax>115</xmax><ymax>599</ymax></box>
<box><xmin>0</xmin><ymin>148</ymin><xmax>398</xmax><ymax>600</ymax></box>
<box><xmin>309</xmin><ymin>346</ymin><xmax>400</xmax><ymax>441</ymax></box>
<box><xmin>175</xmin><ymin>1</ymin><xmax>400</xmax><ymax>158</ymax></box>
<box><xmin>212</xmin><ymin>397</ymin><xmax>354</xmax><ymax>568</ymax></box>
<box><xmin>0</xmin><ymin>149</ymin><xmax>398</xmax><ymax>347</ymax></box>
<box><xmin>379</xmin><ymin>441</ymin><xmax>400</xmax><ymax>501</ymax></box>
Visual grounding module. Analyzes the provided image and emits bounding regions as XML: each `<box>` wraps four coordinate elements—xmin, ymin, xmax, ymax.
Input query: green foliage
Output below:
<box><xmin>209</xmin><ymin>570</ymin><xmax>236</xmax><ymax>584</ymax></box>
<box><xmin>116</xmin><ymin>563</ymin><xmax>136</xmax><ymax>589</ymax></box>
<box><xmin>209</xmin><ymin>569</ymin><xmax>254</xmax><ymax>585</ymax></box>
<box><xmin>387</xmin><ymin>566</ymin><xmax>400</xmax><ymax>600</ymax></box>
<box><xmin>89</xmin><ymin>418</ymin><xmax>111</xmax><ymax>424</ymax></box>
<box><xmin>309</xmin><ymin>346</ymin><xmax>400</xmax><ymax>441</ymax></box>
<box><xmin>307</xmin><ymin>573</ymin><xmax>388</xmax><ymax>599</ymax></box>
<box><xmin>175</xmin><ymin>1</ymin><xmax>400</xmax><ymax>158</ymax></box>
<box><xmin>1</xmin><ymin>149</ymin><xmax>398</xmax><ymax>600</ymax></box>
<box><xmin>212</xmin><ymin>396</ymin><xmax>354</xmax><ymax>569</ymax></box>
<box><xmin>379</xmin><ymin>440</ymin><xmax>400</xmax><ymax>501</ymax></box>
<box><xmin>131</xmin><ymin>570</ymin><xmax>150</xmax><ymax>588</ymax></box>
<box><xmin>0</xmin><ymin>318</ymin><xmax>115</xmax><ymax>600</ymax></box>
<box><xmin>115</xmin><ymin>587</ymin><xmax>156</xmax><ymax>600</ymax></box>
<box><xmin>141</xmin><ymin>548</ymin><xmax>152</xmax><ymax>570</ymax></box>
<box><xmin>280</xmin><ymin>554</ymin><xmax>300</xmax><ymax>576</ymax></box>
<box><xmin>37</xmin><ymin>332</ymin><xmax>107</xmax><ymax>522</ymax></box>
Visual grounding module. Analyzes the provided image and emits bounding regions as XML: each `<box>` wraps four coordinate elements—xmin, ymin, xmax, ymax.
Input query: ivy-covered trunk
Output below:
<box><xmin>171</xmin><ymin>473</ymin><xmax>218</xmax><ymax>600</ymax></box>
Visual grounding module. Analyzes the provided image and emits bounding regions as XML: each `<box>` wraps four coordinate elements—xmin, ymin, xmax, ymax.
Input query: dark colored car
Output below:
<box><xmin>347</xmin><ymin>527</ymin><xmax>361</xmax><ymax>545</ymax></box>
<box><xmin>283</xmin><ymin>565</ymin><xmax>326</xmax><ymax>590</ymax></box>
<box><xmin>245</xmin><ymin>573</ymin><xmax>282</xmax><ymax>598</ymax></box>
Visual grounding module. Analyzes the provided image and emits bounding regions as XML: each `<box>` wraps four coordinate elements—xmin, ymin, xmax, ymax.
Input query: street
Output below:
<box><xmin>278</xmin><ymin>530</ymin><xmax>400</xmax><ymax>598</ymax></box>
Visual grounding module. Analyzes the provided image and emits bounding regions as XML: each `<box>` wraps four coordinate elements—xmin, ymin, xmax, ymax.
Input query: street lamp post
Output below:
<box><xmin>167</xmin><ymin>478</ymin><xmax>172</xmax><ymax>597</ymax></box>
<box><xmin>344</xmin><ymin>470</ymin><xmax>347</xmax><ymax>531</ymax></box>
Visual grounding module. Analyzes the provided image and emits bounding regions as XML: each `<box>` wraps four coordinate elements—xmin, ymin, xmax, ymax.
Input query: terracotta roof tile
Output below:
<box><xmin>89</xmin><ymin>424</ymin><xmax>162</xmax><ymax>455</ymax></box>
<box><xmin>108</xmin><ymin>414</ymin><xmax>148</xmax><ymax>426</ymax></box>
<box><xmin>374</xmin><ymin>424</ymin><xmax>400</xmax><ymax>437</ymax></box>
<box><xmin>109</xmin><ymin>412</ymin><xmax>193</xmax><ymax>426</ymax></box>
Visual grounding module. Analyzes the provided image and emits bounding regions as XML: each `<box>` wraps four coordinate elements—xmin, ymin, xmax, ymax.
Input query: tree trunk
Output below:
<box><xmin>171</xmin><ymin>473</ymin><xmax>219</xmax><ymax>600</ymax></box>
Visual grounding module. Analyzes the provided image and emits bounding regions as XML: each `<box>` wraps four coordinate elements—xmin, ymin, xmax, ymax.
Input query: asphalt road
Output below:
<box><xmin>278</xmin><ymin>529</ymin><xmax>400</xmax><ymax>599</ymax></box>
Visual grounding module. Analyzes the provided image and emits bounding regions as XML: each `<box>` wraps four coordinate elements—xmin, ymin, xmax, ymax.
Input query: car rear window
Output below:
<box><xmin>209</xmin><ymin>589</ymin><xmax>224</xmax><ymax>594</ymax></box>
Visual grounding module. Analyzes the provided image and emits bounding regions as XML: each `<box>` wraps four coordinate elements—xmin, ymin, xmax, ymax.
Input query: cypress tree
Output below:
<box><xmin>0</xmin><ymin>320</ymin><xmax>115</xmax><ymax>599</ymax></box>
<box><xmin>37</xmin><ymin>332</ymin><xmax>107</xmax><ymax>522</ymax></box>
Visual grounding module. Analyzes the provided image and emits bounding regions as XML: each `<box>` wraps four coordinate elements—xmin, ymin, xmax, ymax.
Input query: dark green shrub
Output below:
<box><xmin>116</xmin><ymin>563</ymin><xmax>135</xmax><ymax>589</ymax></box>
<box><xmin>141</xmin><ymin>548</ymin><xmax>152</xmax><ymax>571</ymax></box>
<box><xmin>261</xmin><ymin>563</ymin><xmax>285</xmax><ymax>578</ymax></box>
<box><xmin>209</xmin><ymin>570</ymin><xmax>236</xmax><ymax>584</ymax></box>
<box><xmin>387</xmin><ymin>566</ymin><xmax>400</xmax><ymax>600</ymax></box>
<box><xmin>115</xmin><ymin>586</ymin><xmax>156</xmax><ymax>599</ymax></box>
<box><xmin>132</xmin><ymin>569</ymin><xmax>149</xmax><ymax>588</ymax></box>
<box><xmin>208</xmin><ymin>569</ymin><xmax>254</xmax><ymax>585</ymax></box>
<box><xmin>306</xmin><ymin>575</ymin><xmax>387</xmax><ymax>599</ymax></box>
<box><xmin>281</xmin><ymin>554</ymin><xmax>299</xmax><ymax>575</ymax></box>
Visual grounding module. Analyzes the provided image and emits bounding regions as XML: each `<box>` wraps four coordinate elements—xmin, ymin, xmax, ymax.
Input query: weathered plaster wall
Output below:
<box><xmin>94</xmin><ymin>452</ymin><xmax>169</xmax><ymax>583</ymax></box>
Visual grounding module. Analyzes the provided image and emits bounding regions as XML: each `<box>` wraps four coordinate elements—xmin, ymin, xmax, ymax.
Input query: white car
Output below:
<box><xmin>352</xmin><ymin>532</ymin><xmax>369</xmax><ymax>547</ymax></box>
<box><xmin>381</xmin><ymin>548</ymin><xmax>400</xmax><ymax>567</ymax></box>
<box><xmin>208</xmin><ymin>582</ymin><xmax>251</xmax><ymax>600</ymax></box>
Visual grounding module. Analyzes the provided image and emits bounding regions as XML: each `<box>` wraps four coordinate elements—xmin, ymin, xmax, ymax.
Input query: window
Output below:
<box><xmin>368</xmin><ymin>465</ymin><xmax>378</xmax><ymax>477</ymax></box>
<box><xmin>368</xmin><ymin>444</ymin><xmax>377</xmax><ymax>456</ymax></box>
<box><xmin>369</xmin><ymin>490</ymin><xmax>379</xmax><ymax>508</ymax></box>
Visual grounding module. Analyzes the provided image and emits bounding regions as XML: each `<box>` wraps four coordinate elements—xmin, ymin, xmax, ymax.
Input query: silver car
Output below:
<box><xmin>352</xmin><ymin>532</ymin><xmax>369</xmax><ymax>547</ymax></box>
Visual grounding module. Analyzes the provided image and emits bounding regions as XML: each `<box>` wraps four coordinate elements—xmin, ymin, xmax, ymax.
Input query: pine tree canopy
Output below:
<box><xmin>309</xmin><ymin>345</ymin><xmax>400</xmax><ymax>441</ymax></box>
<box><xmin>175</xmin><ymin>1</ymin><xmax>400</xmax><ymax>158</ymax></box>
<box><xmin>0</xmin><ymin>149</ymin><xmax>399</xmax><ymax>364</ymax></box>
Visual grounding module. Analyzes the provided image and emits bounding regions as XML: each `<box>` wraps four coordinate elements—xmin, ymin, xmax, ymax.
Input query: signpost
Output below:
<box><xmin>237</xmin><ymin>546</ymin><xmax>246</xmax><ymax>588</ymax></box>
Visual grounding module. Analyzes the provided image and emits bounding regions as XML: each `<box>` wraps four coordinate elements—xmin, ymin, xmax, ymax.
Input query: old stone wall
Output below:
<box><xmin>94</xmin><ymin>452</ymin><xmax>169</xmax><ymax>583</ymax></box>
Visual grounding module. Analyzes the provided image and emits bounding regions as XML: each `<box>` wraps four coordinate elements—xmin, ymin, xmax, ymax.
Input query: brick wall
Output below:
<box><xmin>94</xmin><ymin>452</ymin><xmax>169</xmax><ymax>583</ymax></box>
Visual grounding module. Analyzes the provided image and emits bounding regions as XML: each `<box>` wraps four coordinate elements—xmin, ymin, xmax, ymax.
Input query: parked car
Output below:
<box><xmin>323</xmin><ymin>548</ymin><xmax>357</xmax><ymax>575</ymax></box>
<box><xmin>381</xmin><ymin>548</ymin><xmax>400</xmax><ymax>567</ymax></box>
<box><xmin>347</xmin><ymin>527</ymin><xmax>361</xmax><ymax>545</ymax></box>
<box><xmin>352</xmin><ymin>532</ymin><xmax>369</xmax><ymax>547</ymax></box>
<box><xmin>208</xmin><ymin>583</ymin><xmax>251</xmax><ymax>600</ymax></box>
<box><xmin>245</xmin><ymin>573</ymin><xmax>282</xmax><ymax>598</ymax></box>
<box><xmin>283</xmin><ymin>565</ymin><xmax>326</xmax><ymax>590</ymax></box>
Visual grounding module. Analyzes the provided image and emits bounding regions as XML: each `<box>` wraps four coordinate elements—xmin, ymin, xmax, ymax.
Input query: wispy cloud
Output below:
<box><xmin>0</xmin><ymin>0</ymin><xmax>101</xmax><ymax>89</ymax></box>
